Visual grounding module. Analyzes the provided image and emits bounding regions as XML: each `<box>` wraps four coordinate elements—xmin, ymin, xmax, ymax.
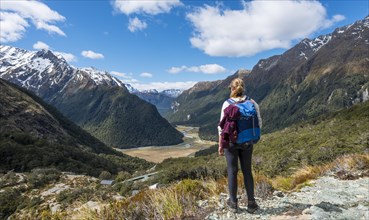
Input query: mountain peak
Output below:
<box><xmin>35</xmin><ymin>49</ymin><xmax>62</xmax><ymax>62</ymax></box>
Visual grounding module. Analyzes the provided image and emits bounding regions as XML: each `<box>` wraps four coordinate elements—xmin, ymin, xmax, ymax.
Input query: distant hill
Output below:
<box><xmin>0</xmin><ymin>46</ymin><xmax>183</xmax><ymax>148</ymax></box>
<box><xmin>125</xmin><ymin>85</ymin><xmax>182</xmax><ymax>116</ymax></box>
<box><xmin>166</xmin><ymin>16</ymin><xmax>369</xmax><ymax>140</ymax></box>
<box><xmin>0</xmin><ymin>79</ymin><xmax>153</xmax><ymax>176</ymax></box>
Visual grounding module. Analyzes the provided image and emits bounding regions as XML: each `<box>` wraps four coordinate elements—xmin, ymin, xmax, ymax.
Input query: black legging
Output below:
<box><xmin>224</xmin><ymin>144</ymin><xmax>255</xmax><ymax>204</ymax></box>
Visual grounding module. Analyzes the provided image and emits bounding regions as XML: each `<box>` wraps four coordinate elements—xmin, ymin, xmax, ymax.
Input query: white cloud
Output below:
<box><xmin>113</xmin><ymin>0</ymin><xmax>182</xmax><ymax>15</ymax></box>
<box><xmin>81</xmin><ymin>50</ymin><xmax>104</xmax><ymax>59</ymax></box>
<box><xmin>54</xmin><ymin>52</ymin><xmax>76</xmax><ymax>62</ymax></box>
<box><xmin>110</xmin><ymin>71</ymin><xmax>139</xmax><ymax>83</ymax></box>
<box><xmin>33</xmin><ymin>41</ymin><xmax>50</xmax><ymax>50</ymax></box>
<box><xmin>168</xmin><ymin>65</ymin><xmax>187</xmax><ymax>74</ymax></box>
<box><xmin>0</xmin><ymin>0</ymin><xmax>66</xmax><ymax>43</ymax></box>
<box><xmin>0</xmin><ymin>12</ymin><xmax>29</xmax><ymax>43</ymax></box>
<box><xmin>322</xmin><ymin>14</ymin><xmax>346</xmax><ymax>29</ymax></box>
<box><xmin>187</xmin><ymin>0</ymin><xmax>345</xmax><ymax>57</ymax></box>
<box><xmin>128</xmin><ymin>17</ymin><xmax>147</xmax><ymax>32</ymax></box>
<box><xmin>168</xmin><ymin>64</ymin><xmax>226</xmax><ymax>74</ymax></box>
<box><xmin>35</xmin><ymin>21</ymin><xmax>66</xmax><ymax>36</ymax></box>
<box><xmin>140</xmin><ymin>72</ymin><xmax>153</xmax><ymax>78</ymax></box>
<box><xmin>130</xmin><ymin>81</ymin><xmax>197</xmax><ymax>92</ymax></box>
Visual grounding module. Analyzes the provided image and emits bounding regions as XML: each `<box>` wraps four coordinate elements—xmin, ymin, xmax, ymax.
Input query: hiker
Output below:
<box><xmin>218</xmin><ymin>77</ymin><xmax>262</xmax><ymax>213</ymax></box>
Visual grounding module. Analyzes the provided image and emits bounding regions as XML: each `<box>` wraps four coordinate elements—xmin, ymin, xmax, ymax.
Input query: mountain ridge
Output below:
<box><xmin>0</xmin><ymin>46</ymin><xmax>183</xmax><ymax>148</ymax></box>
<box><xmin>166</xmin><ymin>16</ymin><xmax>369</xmax><ymax>140</ymax></box>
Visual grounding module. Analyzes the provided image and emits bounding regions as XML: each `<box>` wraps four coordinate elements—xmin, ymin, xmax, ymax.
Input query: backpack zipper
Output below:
<box><xmin>252</xmin><ymin>116</ymin><xmax>255</xmax><ymax>136</ymax></box>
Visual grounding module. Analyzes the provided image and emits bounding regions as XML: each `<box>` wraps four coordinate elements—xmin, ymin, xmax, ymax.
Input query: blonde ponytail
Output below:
<box><xmin>229</xmin><ymin>78</ymin><xmax>245</xmax><ymax>98</ymax></box>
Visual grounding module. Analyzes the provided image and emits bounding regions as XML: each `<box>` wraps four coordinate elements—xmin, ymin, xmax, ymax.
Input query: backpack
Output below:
<box><xmin>227</xmin><ymin>97</ymin><xmax>261</xmax><ymax>145</ymax></box>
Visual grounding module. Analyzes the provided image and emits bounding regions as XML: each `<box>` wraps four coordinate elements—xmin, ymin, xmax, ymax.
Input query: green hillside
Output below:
<box><xmin>51</xmin><ymin>85</ymin><xmax>183</xmax><ymax>148</ymax></box>
<box><xmin>157</xmin><ymin>101</ymin><xmax>369</xmax><ymax>183</ymax></box>
<box><xmin>0</xmin><ymin>79</ymin><xmax>153</xmax><ymax>176</ymax></box>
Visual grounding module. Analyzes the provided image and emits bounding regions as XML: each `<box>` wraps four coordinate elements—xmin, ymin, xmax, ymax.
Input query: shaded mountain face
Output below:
<box><xmin>0</xmin><ymin>46</ymin><xmax>183</xmax><ymax>148</ymax></box>
<box><xmin>166</xmin><ymin>16</ymin><xmax>369</xmax><ymax>140</ymax></box>
<box><xmin>0</xmin><ymin>79</ymin><xmax>153</xmax><ymax>175</ymax></box>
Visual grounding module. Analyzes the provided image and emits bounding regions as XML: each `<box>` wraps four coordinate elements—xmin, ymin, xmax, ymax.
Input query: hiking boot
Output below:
<box><xmin>246</xmin><ymin>200</ymin><xmax>259</xmax><ymax>214</ymax></box>
<box><xmin>226</xmin><ymin>199</ymin><xmax>238</xmax><ymax>213</ymax></box>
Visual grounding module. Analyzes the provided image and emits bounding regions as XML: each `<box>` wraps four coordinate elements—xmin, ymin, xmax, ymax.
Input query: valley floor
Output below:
<box><xmin>207</xmin><ymin>175</ymin><xmax>369</xmax><ymax>220</ymax></box>
<box><xmin>118</xmin><ymin>126</ymin><xmax>216</xmax><ymax>163</ymax></box>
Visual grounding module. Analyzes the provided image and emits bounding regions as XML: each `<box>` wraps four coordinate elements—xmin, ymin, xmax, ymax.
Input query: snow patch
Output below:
<box><xmin>299</xmin><ymin>51</ymin><xmax>308</xmax><ymax>60</ymax></box>
<box><xmin>363</xmin><ymin>88</ymin><xmax>369</xmax><ymax>102</ymax></box>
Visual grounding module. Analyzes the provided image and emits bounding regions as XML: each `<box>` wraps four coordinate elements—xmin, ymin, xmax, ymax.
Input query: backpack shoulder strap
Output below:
<box><xmin>227</xmin><ymin>98</ymin><xmax>236</xmax><ymax>104</ymax></box>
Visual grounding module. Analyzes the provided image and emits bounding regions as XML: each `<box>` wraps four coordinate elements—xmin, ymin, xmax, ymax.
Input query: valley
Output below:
<box><xmin>119</xmin><ymin>125</ymin><xmax>217</xmax><ymax>163</ymax></box>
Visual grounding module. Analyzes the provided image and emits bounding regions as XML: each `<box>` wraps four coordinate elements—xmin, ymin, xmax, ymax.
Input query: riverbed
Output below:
<box><xmin>117</xmin><ymin>125</ymin><xmax>217</xmax><ymax>163</ymax></box>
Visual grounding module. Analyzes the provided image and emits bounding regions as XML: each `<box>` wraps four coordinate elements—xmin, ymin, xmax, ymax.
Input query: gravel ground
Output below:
<box><xmin>206</xmin><ymin>175</ymin><xmax>369</xmax><ymax>220</ymax></box>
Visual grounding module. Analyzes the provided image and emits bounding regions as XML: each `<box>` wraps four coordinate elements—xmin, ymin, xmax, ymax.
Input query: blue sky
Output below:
<box><xmin>1</xmin><ymin>0</ymin><xmax>368</xmax><ymax>91</ymax></box>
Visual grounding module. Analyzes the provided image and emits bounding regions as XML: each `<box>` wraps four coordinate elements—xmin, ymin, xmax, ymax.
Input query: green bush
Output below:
<box><xmin>0</xmin><ymin>188</ymin><xmax>23</xmax><ymax>219</ymax></box>
<box><xmin>115</xmin><ymin>171</ymin><xmax>132</xmax><ymax>182</ymax></box>
<box><xmin>27</xmin><ymin>168</ymin><xmax>61</xmax><ymax>188</ymax></box>
<box><xmin>99</xmin><ymin>171</ymin><xmax>112</xmax><ymax>180</ymax></box>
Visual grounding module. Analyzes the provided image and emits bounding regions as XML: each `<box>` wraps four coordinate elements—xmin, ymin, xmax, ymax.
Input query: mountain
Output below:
<box><xmin>166</xmin><ymin>16</ymin><xmax>369</xmax><ymax>140</ymax></box>
<box><xmin>126</xmin><ymin>86</ymin><xmax>183</xmax><ymax>116</ymax></box>
<box><xmin>0</xmin><ymin>46</ymin><xmax>183</xmax><ymax>148</ymax></box>
<box><xmin>0</xmin><ymin>79</ymin><xmax>153</xmax><ymax>175</ymax></box>
<box><xmin>161</xmin><ymin>89</ymin><xmax>183</xmax><ymax>98</ymax></box>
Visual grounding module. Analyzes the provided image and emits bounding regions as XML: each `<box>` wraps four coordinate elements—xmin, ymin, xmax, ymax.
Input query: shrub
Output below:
<box><xmin>115</xmin><ymin>171</ymin><xmax>131</xmax><ymax>182</ymax></box>
<box><xmin>27</xmin><ymin>168</ymin><xmax>61</xmax><ymax>188</ymax></box>
<box><xmin>0</xmin><ymin>188</ymin><xmax>23</xmax><ymax>219</ymax></box>
<box><xmin>99</xmin><ymin>171</ymin><xmax>112</xmax><ymax>180</ymax></box>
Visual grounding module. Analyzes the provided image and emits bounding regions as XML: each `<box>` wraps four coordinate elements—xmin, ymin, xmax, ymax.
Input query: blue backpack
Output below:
<box><xmin>227</xmin><ymin>97</ymin><xmax>261</xmax><ymax>145</ymax></box>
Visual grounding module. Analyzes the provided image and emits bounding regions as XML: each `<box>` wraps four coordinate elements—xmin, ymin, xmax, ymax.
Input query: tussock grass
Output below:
<box><xmin>86</xmin><ymin>179</ymin><xmax>216</xmax><ymax>220</ymax></box>
<box><xmin>272</xmin><ymin>154</ymin><xmax>369</xmax><ymax>191</ymax></box>
<box><xmin>15</xmin><ymin>154</ymin><xmax>368</xmax><ymax>219</ymax></box>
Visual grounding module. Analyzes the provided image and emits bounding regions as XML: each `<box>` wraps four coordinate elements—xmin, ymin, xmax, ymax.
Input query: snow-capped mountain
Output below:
<box><xmin>124</xmin><ymin>83</ymin><xmax>140</xmax><ymax>93</ymax></box>
<box><xmin>161</xmin><ymin>89</ymin><xmax>183</xmax><ymax>98</ymax></box>
<box><xmin>0</xmin><ymin>46</ymin><xmax>125</xmax><ymax>99</ymax></box>
<box><xmin>141</xmin><ymin>89</ymin><xmax>159</xmax><ymax>94</ymax></box>
<box><xmin>0</xmin><ymin>45</ymin><xmax>183</xmax><ymax>148</ymax></box>
<box><xmin>166</xmin><ymin>16</ymin><xmax>369</xmax><ymax>139</ymax></box>
<box><xmin>123</xmin><ymin>85</ymin><xmax>183</xmax><ymax>115</ymax></box>
<box><xmin>255</xmin><ymin>16</ymin><xmax>369</xmax><ymax>72</ymax></box>
<box><xmin>125</xmin><ymin>84</ymin><xmax>183</xmax><ymax>99</ymax></box>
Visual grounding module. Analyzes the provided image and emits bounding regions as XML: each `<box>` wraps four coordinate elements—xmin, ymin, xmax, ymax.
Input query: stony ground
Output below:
<box><xmin>206</xmin><ymin>175</ymin><xmax>369</xmax><ymax>220</ymax></box>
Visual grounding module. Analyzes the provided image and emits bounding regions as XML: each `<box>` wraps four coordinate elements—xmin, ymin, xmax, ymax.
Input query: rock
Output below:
<box><xmin>315</xmin><ymin>201</ymin><xmax>342</xmax><ymax>212</ymax></box>
<box><xmin>310</xmin><ymin>206</ymin><xmax>331</xmax><ymax>220</ymax></box>
<box><xmin>50</xmin><ymin>203</ymin><xmax>61</xmax><ymax>214</ymax></box>
<box><xmin>196</xmin><ymin>200</ymin><xmax>208</xmax><ymax>208</ymax></box>
<box><xmin>273</xmin><ymin>191</ymin><xmax>284</xmax><ymax>197</ymax></box>
<box><xmin>206</xmin><ymin>213</ymin><xmax>219</xmax><ymax>220</ymax></box>
<box><xmin>113</xmin><ymin>195</ymin><xmax>124</xmax><ymax>201</ymax></box>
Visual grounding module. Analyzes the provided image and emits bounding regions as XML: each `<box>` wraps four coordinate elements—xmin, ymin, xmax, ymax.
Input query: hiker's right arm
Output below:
<box><xmin>218</xmin><ymin>135</ymin><xmax>224</xmax><ymax>156</ymax></box>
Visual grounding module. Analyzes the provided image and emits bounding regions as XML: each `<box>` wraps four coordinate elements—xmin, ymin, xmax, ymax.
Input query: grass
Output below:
<box><xmin>7</xmin><ymin>153</ymin><xmax>368</xmax><ymax>219</ymax></box>
<box><xmin>253</xmin><ymin>101</ymin><xmax>369</xmax><ymax>177</ymax></box>
<box><xmin>271</xmin><ymin>153</ymin><xmax>369</xmax><ymax>192</ymax></box>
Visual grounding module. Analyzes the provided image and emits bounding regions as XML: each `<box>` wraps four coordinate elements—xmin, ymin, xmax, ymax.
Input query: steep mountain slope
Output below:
<box><xmin>0</xmin><ymin>46</ymin><xmax>183</xmax><ymax>148</ymax></box>
<box><xmin>0</xmin><ymin>79</ymin><xmax>153</xmax><ymax>175</ymax></box>
<box><xmin>166</xmin><ymin>16</ymin><xmax>369</xmax><ymax>140</ymax></box>
<box><xmin>166</xmin><ymin>69</ymin><xmax>249</xmax><ymax>130</ymax></box>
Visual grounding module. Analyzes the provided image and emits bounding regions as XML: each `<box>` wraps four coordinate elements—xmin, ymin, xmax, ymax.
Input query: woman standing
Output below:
<box><xmin>218</xmin><ymin>78</ymin><xmax>261</xmax><ymax>213</ymax></box>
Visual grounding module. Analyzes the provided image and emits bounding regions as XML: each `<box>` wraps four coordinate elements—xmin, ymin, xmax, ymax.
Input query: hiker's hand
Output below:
<box><xmin>218</xmin><ymin>147</ymin><xmax>224</xmax><ymax>156</ymax></box>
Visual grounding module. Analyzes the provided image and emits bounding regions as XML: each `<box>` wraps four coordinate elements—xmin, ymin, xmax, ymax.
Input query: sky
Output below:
<box><xmin>1</xmin><ymin>0</ymin><xmax>368</xmax><ymax>91</ymax></box>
